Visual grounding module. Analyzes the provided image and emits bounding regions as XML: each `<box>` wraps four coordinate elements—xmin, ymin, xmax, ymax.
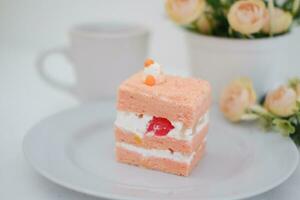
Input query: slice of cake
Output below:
<box><xmin>115</xmin><ymin>59</ymin><xmax>211</xmax><ymax>176</ymax></box>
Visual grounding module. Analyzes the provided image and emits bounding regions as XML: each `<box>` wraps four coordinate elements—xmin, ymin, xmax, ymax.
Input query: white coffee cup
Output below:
<box><xmin>36</xmin><ymin>22</ymin><xmax>149</xmax><ymax>101</ymax></box>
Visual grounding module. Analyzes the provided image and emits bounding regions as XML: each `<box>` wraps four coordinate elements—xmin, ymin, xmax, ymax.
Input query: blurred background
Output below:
<box><xmin>0</xmin><ymin>0</ymin><xmax>191</xmax><ymax>119</ymax></box>
<box><xmin>1</xmin><ymin>1</ymin><xmax>188</xmax><ymax>199</ymax></box>
<box><xmin>1</xmin><ymin>0</ymin><xmax>189</xmax><ymax>68</ymax></box>
<box><xmin>1</xmin><ymin>0</ymin><xmax>300</xmax><ymax>199</ymax></box>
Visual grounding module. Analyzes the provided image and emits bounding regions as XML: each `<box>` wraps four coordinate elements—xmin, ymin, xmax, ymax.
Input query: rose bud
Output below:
<box><xmin>292</xmin><ymin>0</ymin><xmax>300</xmax><ymax>15</ymax></box>
<box><xmin>262</xmin><ymin>8</ymin><xmax>293</xmax><ymax>34</ymax></box>
<box><xmin>220</xmin><ymin>78</ymin><xmax>257</xmax><ymax>122</ymax></box>
<box><xmin>196</xmin><ymin>14</ymin><xmax>214</xmax><ymax>34</ymax></box>
<box><xmin>264</xmin><ymin>86</ymin><xmax>298</xmax><ymax>117</ymax></box>
<box><xmin>165</xmin><ymin>0</ymin><xmax>206</xmax><ymax>25</ymax></box>
<box><xmin>228</xmin><ymin>0</ymin><xmax>267</xmax><ymax>34</ymax></box>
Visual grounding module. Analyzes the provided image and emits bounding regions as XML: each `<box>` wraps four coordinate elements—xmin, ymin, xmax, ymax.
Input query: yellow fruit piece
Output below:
<box><xmin>134</xmin><ymin>134</ymin><xmax>142</xmax><ymax>144</ymax></box>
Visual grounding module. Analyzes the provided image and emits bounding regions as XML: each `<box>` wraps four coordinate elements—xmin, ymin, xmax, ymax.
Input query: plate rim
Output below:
<box><xmin>23</xmin><ymin>102</ymin><xmax>300</xmax><ymax>200</ymax></box>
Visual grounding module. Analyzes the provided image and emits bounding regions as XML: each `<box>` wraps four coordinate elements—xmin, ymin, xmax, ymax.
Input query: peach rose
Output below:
<box><xmin>220</xmin><ymin>78</ymin><xmax>257</xmax><ymax>122</ymax></box>
<box><xmin>264</xmin><ymin>86</ymin><xmax>297</xmax><ymax>117</ymax></box>
<box><xmin>165</xmin><ymin>0</ymin><xmax>206</xmax><ymax>25</ymax></box>
<box><xmin>262</xmin><ymin>8</ymin><xmax>293</xmax><ymax>34</ymax></box>
<box><xmin>228</xmin><ymin>0</ymin><xmax>267</xmax><ymax>34</ymax></box>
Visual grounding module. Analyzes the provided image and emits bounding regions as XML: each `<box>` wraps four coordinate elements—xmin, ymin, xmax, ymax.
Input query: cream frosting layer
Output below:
<box><xmin>114</xmin><ymin>111</ymin><xmax>209</xmax><ymax>141</ymax></box>
<box><xmin>116</xmin><ymin>142</ymin><xmax>204</xmax><ymax>164</ymax></box>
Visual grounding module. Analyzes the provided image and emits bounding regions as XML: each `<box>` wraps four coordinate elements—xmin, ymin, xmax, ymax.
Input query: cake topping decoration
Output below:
<box><xmin>143</xmin><ymin>59</ymin><xmax>165</xmax><ymax>86</ymax></box>
<box><xmin>146</xmin><ymin>117</ymin><xmax>174</xmax><ymax>136</ymax></box>
<box><xmin>144</xmin><ymin>75</ymin><xmax>156</xmax><ymax>86</ymax></box>
<box><xmin>144</xmin><ymin>58</ymin><xmax>154</xmax><ymax>67</ymax></box>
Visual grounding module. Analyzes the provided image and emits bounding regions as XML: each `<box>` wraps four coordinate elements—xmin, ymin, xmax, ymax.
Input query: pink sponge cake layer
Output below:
<box><xmin>115</xmin><ymin>64</ymin><xmax>212</xmax><ymax>176</ymax></box>
<box><xmin>115</xmin><ymin>143</ymin><xmax>205</xmax><ymax>176</ymax></box>
<box><xmin>117</xmin><ymin>72</ymin><xmax>211</xmax><ymax>128</ymax></box>
<box><xmin>115</xmin><ymin>125</ymin><xmax>208</xmax><ymax>154</ymax></box>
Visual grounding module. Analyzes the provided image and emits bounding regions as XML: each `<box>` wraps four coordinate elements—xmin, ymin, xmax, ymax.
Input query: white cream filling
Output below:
<box><xmin>115</xmin><ymin>111</ymin><xmax>209</xmax><ymax>141</ymax></box>
<box><xmin>116</xmin><ymin>142</ymin><xmax>204</xmax><ymax>164</ymax></box>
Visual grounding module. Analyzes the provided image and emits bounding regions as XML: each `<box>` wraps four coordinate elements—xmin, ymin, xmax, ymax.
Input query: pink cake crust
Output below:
<box><xmin>115</xmin><ymin>124</ymin><xmax>208</xmax><ymax>154</ymax></box>
<box><xmin>115</xmin><ymin>143</ymin><xmax>205</xmax><ymax>176</ymax></box>
<box><xmin>117</xmin><ymin>72</ymin><xmax>211</xmax><ymax>128</ymax></box>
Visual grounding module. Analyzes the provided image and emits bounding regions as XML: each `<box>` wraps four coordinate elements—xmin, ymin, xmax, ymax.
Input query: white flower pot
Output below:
<box><xmin>185</xmin><ymin>31</ymin><xmax>292</xmax><ymax>101</ymax></box>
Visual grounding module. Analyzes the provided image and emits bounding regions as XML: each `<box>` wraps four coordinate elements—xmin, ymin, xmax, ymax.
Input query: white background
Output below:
<box><xmin>1</xmin><ymin>0</ymin><xmax>300</xmax><ymax>199</ymax></box>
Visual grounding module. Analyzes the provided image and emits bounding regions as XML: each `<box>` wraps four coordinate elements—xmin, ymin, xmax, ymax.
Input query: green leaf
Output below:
<box><xmin>206</xmin><ymin>0</ymin><xmax>223</xmax><ymax>9</ymax></box>
<box><xmin>273</xmin><ymin>118</ymin><xmax>296</xmax><ymax>136</ymax></box>
<box><xmin>287</xmin><ymin>111</ymin><xmax>300</xmax><ymax>145</ymax></box>
<box><xmin>282</xmin><ymin>0</ymin><xmax>294</xmax><ymax>11</ymax></box>
<box><xmin>250</xmin><ymin>105</ymin><xmax>275</xmax><ymax>118</ymax></box>
<box><xmin>259</xmin><ymin>117</ymin><xmax>274</xmax><ymax>130</ymax></box>
<box><xmin>288</xmin><ymin>77</ymin><xmax>300</xmax><ymax>89</ymax></box>
<box><xmin>295</xmin><ymin>110</ymin><xmax>300</xmax><ymax>121</ymax></box>
<box><xmin>247</xmin><ymin>105</ymin><xmax>274</xmax><ymax>129</ymax></box>
<box><xmin>289</xmin><ymin>116</ymin><xmax>298</xmax><ymax>124</ymax></box>
<box><xmin>240</xmin><ymin>113</ymin><xmax>259</xmax><ymax>121</ymax></box>
<box><xmin>290</xmin><ymin>124</ymin><xmax>300</xmax><ymax>145</ymax></box>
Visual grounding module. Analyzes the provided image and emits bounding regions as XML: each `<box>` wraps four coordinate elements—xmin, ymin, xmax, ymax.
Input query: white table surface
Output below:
<box><xmin>1</xmin><ymin>0</ymin><xmax>300</xmax><ymax>199</ymax></box>
<box><xmin>1</xmin><ymin>48</ymin><xmax>300</xmax><ymax>200</ymax></box>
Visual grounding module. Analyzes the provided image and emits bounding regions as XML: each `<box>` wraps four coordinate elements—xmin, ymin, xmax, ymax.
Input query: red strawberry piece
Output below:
<box><xmin>146</xmin><ymin>117</ymin><xmax>174</xmax><ymax>136</ymax></box>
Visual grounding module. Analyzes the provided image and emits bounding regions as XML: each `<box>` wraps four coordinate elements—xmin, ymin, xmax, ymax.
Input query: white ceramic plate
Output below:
<box><xmin>23</xmin><ymin>101</ymin><xmax>299</xmax><ymax>200</ymax></box>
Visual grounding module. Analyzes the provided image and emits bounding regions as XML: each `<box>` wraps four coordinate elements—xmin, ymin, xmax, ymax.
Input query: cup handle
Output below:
<box><xmin>36</xmin><ymin>47</ymin><xmax>76</xmax><ymax>95</ymax></box>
